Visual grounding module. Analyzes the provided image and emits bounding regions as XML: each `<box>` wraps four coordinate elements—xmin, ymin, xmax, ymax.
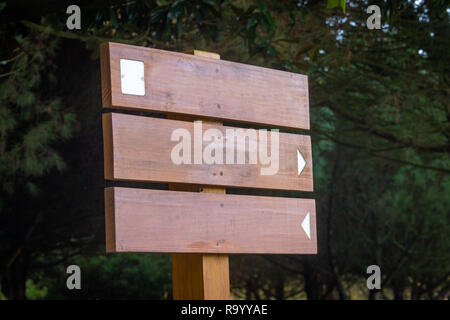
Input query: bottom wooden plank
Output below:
<box><xmin>105</xmin><ymin>187</ymin><xmax>317</xmax><ymax>254</ymax></box>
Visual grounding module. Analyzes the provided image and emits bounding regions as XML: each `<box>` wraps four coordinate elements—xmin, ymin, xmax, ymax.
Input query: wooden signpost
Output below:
<box><xmin>100</xmin><ymin>42</ymin><xmax>316</xmax><ymax>300</ymax></box>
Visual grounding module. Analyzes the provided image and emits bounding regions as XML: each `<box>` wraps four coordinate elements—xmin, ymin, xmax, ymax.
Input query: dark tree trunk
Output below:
<box><xmin>368</xmin><ymin>289</ymin><xmax>381</xmax><ymax>300</ymax></box>
<box><xmin>274</xmin><ymin>275</ymin><xmax>285</xmax><ymax>300</ymax></box>
<box><xmin>393</xmin><ymin>284</ymin><xmax>404</xmax><ymax>300</ymax></box>
<box><xmin>303</xmin><ymin>268</ymin><xmax>321</xmax><ymax>300</ymax></box>
<box><xmin>1</xmin><ymin>254</ymin><xmax>28</xmax><ymax>300</ymax></box>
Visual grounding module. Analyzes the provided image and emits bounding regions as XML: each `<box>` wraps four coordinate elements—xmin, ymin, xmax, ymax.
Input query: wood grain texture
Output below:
<box><xmin>104</xmin><ymin>187</ymin><xmax>317</xmax><ymax>254</ymax></box>
<box><xmin>102</xmin><ymin>114</ymin><xmax>114</xmax><ymax>179</ymax></box>
<box><xmin>183</xmin><ymin>50</ymin><xmax>221</xmax><ymax>60</ymax></box>
<box><xmin>100</xmin><ymin>42</ymin><xmax>310</xmax><ymax>130</ymax></box>
<box><xmin>102</xmin><ymin>113</ymin><xmax>314</xmax><ymax>192</ymax></box>
<box><xmin>202</xmin><ymin>254</ymin><xmax>229</xmax><ymax>299</ymax></box>
<box><xmin>172</xmin><ymin>253</ymin><xmax>205</xmax><ymax>299</ymax></box>
<box><xmin>172</xmin><ymin>253</ymin><xmax>230</xmax><ymax>300</ymax></box>
<box><xmin>100</xmin><ymin>43</ymin><xmax>112</xmax><ymax>108</ymax></box>
<box><xmin>104</xmin><ymin>188</ymin><xmax>116</xmax><ymax>252</ymax></box>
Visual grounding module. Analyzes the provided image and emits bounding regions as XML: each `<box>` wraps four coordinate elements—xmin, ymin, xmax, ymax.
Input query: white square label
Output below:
<box><xmin>120</xmin><ymin>59</ymin><xmax>145</xmax><ymax>96</ymax></box>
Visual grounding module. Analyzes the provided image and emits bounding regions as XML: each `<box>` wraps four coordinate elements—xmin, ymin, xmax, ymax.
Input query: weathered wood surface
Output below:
<box><xmin>100</xmin><ymin>42</ymin><xmax>310</xmax><ymax>130</ymax></box>
<box><xmin>104</xmin><ymin>187</ymin><xmax>317</xmax><ymax>254</ymax></box>
<box><xmin>102</xmin><ymin>113</ymin><xmax>314</xmax><ymax>192</ymax></box>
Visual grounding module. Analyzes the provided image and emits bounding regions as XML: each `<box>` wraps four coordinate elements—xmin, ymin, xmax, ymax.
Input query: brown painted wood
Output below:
<box><xmin>104</xmin><ymin>188</ymin><xmax>116</xmax><ymax>252</ymax></box>
<box><xmin>105</xmin><ymin>187</ymin><xmax>317</xmax><ymax>254</ymax></box>
<box><xmin>102</xmin><ymin>113</ymin><xmax>114</xmax><ymax>179</ymax></box>
<box><xmin>100</xmin><ymin>43</ymin><xmax>112</xmax><ymax>108</ymax></box>
<box><xmin>100</xmin><ymin>42</ymin><xmax>310</xmax><ymax>130</ymax></box>
<box><xmin>102</xmin><ymin>113</ymin><xmax>314</xmax><ymax>192</ymax></box>
<box><xmin>100</xmin><ymin>46</ymin><xmax>316</xmax><ymax>301</ymax></box>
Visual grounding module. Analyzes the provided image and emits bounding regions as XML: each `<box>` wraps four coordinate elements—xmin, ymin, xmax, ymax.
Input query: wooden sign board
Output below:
<box><xmin>105</xmin><ymin>187</ymin><xmax>316</xmax><ymax>254</ymax></box>
<box><xmin>100</xmin><ymin>42</ymin><xmax>316</xmax><ymax>299</ymax></box>
<box><xmin>100</xmin><ymin>42</ymin><xmax>310</xmax><ymax>130</ymax></box>
<box><xmin>102</xmin><ymin>113</ymin><xmax>313</xmax><ymax>192</ymax></box>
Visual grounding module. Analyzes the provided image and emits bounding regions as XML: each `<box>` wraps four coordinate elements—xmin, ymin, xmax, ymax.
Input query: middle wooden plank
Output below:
<box><xmin>103</xmin><ymin>113</ymin><xmax>313</xmax><ymax>192</ymax></box>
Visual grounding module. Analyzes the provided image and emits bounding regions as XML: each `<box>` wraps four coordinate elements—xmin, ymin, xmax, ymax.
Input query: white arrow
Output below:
<box><xmin>301</xmin><ymin>212</ymin><xmax>311</xmax><ymax>239</ymax></box>
<box><xmin>297</xmin><ymin>148</ymin><xmax>306</xmax><ymax>176</ymax></box>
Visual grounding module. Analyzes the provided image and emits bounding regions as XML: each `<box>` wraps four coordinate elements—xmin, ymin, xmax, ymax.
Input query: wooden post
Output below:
<box><xmin>169</xmin><ymin>50</ymin><xmax>230</xmax><ymax>300</ymax></box>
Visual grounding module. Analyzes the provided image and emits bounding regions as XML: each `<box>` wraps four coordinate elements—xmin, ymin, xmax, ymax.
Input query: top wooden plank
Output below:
<box><xmin>100</xmin><ymin>42</ymin><xmax>310</xmax><ymax>130</ymax></box>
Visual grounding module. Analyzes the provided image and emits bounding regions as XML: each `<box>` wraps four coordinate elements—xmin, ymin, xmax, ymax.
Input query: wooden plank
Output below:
<box><xmin>102</xmin><ymin>113</ymin><xmax>314</xmax><ymax>192</ymax></box>
<box><xmin>100</xmin><ymin>42</ymin><xmax>310</xmax><ymax>130</ymax></box>
<box><xmin>105</xmin><ymin>187</ymin><xmax>317</xmax><ymax>254</ymax></box>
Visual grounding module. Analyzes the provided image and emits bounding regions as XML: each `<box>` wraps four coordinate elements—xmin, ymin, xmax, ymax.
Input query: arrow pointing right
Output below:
<box><xmin>297</xmin><ymin>148</ymin><xmax>306</xmax><ymax>176</ymax></box>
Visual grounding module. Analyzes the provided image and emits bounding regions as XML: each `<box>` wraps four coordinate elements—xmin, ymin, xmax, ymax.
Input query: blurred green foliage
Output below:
<box><xmin>36</xmin><ymin>254</ymin><xmax>172</xmax><ymax>299</ymax></box>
